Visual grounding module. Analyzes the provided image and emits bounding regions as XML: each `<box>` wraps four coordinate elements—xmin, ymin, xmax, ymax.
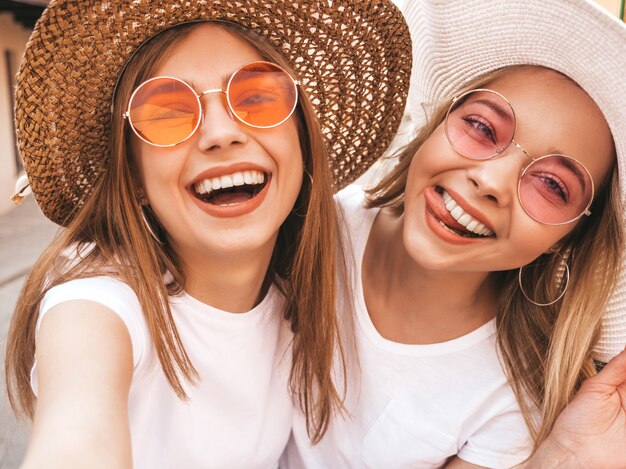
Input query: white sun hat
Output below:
<box><xmin>401</xmin><ymin>0</ymin><xmax>626</xmax><ymax>362</ymax></box>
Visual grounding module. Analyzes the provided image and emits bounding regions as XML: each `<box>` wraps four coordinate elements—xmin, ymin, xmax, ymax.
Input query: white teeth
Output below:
<box><xmin>441</xmin><ymin>190</ymin><xmax>494</xmax><ymax>237</ymax></box>
<box><xmin>220</xmin><ymin>175</ymin><xmax>233</xmax><ymax>189</ymax></box>
<box><xmin>466</xmin><ymin>220</ymin><xmax>478</xmax><ymax>232</ymax></box>
<box><xmin>232</xmin><ymin>173</ymin><xmax>244</xmax><ymax>186</ymax></box>
<box><xmin>450</xmin><ymin>206</ymin><xmax>464</xmax><ymax>219</ymax></box>
<box><xmin>458</xmin><ymin>214</ymin><xmax>472</xmax><ymax>226</ymax></box>
<box><xmin>193</xmin><ymin>170</ymin><xmax>266</xmax><ymax>195</ymax></box>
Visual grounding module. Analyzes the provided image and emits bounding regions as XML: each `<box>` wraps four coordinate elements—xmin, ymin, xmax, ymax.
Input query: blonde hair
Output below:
<box><xmin>367</xmin><ymin>65</ymin><xmax>624</xmax><ymax>452</ymax></box>
<box><xmin>5</xmin><ymin>21</ymin><xmax>347</xmax><ymax>443</ymax></box>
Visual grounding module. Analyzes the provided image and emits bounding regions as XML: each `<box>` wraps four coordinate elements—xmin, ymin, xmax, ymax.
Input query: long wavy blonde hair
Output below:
<box><xmin>5</xmin><ymin>21</ymin><xmax>347</xmax><ymax>443</ymax></box>
<box><xmin>366</xmin><ymin>65</ymin><xmax>624</xmax><ymax>452</ymax></box>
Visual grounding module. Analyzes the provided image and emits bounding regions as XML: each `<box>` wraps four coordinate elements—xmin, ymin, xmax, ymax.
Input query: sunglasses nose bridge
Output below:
<box><xmin>199</xmin><ymin>88</ymin><xmax>225</xmax><ymax>98</ymax></box>
<box><xmin>511</xmin><ymin>139</ymin><xmax>534</xmax><ymax>162</ymax></box>
<box><xmin>496</xmin><ymin>139</ymin><xmax>535</xmax><ymax>179</ymax></box>
<box><xmin>198</xmin><ymin>88</ymin><xmax>234</xmax><ymax>123</ymax></box>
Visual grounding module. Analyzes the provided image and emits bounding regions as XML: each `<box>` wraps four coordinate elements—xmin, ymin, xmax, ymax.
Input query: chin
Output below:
<box><xmin>407</xmin><ymin>246</ymin><xmax>453</xmax><ymax>271</ymax></box>
<box><xmin>402</xmin><ymin>226</ymin><xmax>457</xmax><ymax>271</ymax></box>
<box><xmin>210</xmin><ymin>229</ymin><xmax>278</xmax><ymax>254</ymax></box>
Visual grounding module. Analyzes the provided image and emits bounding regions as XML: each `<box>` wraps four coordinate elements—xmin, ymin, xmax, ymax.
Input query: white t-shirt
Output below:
<box><xmin>282</xmin><ymin>185</ymin><xmax>533</xmax><ymax>469</ymax></box>
<box><xmin>32</xmin><ymin>271</ymin><xmax>293</xmax><ymax>469</ymax></box>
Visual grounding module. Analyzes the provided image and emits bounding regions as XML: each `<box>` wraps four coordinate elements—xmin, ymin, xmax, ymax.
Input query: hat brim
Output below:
<box><xmin>16</xmin><ymin>0</ymin><xmax>412</xmax><ymax>225</ymax></box>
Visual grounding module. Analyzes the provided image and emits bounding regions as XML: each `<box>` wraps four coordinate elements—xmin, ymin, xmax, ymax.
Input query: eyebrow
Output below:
<box><xmin>557</xmin><ymin>156</ymin><xmax>589</xmax><ymax>191</ymax></box>
<box><xmin>472</xmin><ymin>98</ymin><xmax>514</xmax><ymax>122</ymax></box>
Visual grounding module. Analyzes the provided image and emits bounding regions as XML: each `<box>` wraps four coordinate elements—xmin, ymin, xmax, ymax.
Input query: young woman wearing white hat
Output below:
<box><xmin>284</xmin><ymin>0</ymin><xmax>626</xmax><ymax>467</ymax></box>
<box><xmin>3</xmin><ymin>1</ymin><xmax>411</xmax><ymax>467</ymax></box>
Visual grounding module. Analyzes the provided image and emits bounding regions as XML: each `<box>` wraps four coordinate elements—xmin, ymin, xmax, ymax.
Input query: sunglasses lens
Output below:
<box><xmin>446</xmin><ymin>90</ymin><xmax>516</xmax><ymax>160</ymax></box>
<box><xmin>519</xmin><ymin>155</ymin><xmax>593</xmax><ymax>224</ymax></box>
<box><xmin>228</xmin><ymin>62</ymin><xmax>297</xmax><ymax>128</ymax></box>
<box><xmin>128</xmin><ymin>77</ymin><xmax>200</xmax><ymax>146</ymax></box>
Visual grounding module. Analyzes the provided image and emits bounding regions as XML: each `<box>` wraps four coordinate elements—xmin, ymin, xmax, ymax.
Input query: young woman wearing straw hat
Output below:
<box><xmin>284</xmin><ymin>0</ymin><xmax>626</xmax><ymax>467</ymax></box>
<box><xmin>3</xmin><ymin>1</ymin><xmax>411</xmax><ymax>467</ymax></box>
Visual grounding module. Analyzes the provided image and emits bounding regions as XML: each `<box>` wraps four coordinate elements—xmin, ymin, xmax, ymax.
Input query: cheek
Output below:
<box><xmin>132</xmin><ymin>139</ymin><xmax>184</xmax><ymax>203</ymax></box>
<box><xmin>405</xmin><ymin>127</ymin><xmax>452</xmax><ymax>187</ymax></box>
<box><xmin>404</xmin><ymin>151</ymin><xmax>438</xmax><ymax>202</ymax></box>
<box><xmin>129</xmin><ymin>137</ymin><xmax>146</xmax><ymax>185</ymax></box>
<box><xmin>280</xmin><ymin>148</ymin><xmax>304</xmax><ymax>211</ymax></box>
<box><xmin>272</xmin><ymin>120</ymin><xmax>304</xmax><ymax>193</ymax></box>
<box><xmin>505</xmin><ymin>224</ymin><xmax>571</xmax><ymax>267</ymax></box>
<box><xmin>130</xmin><ymin>137</ymin><xmax>163</xmax><ymax>184</ymax></box>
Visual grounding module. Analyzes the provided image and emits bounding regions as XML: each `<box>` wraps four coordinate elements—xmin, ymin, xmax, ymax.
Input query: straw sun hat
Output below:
<box><xmin>401</xmin><ymin>0</ymin><xmax>626</xmax><ymax>362</ymax></box>
<box><xmin>13</xmin><ymin>0</ymin><xmax>412</xmax><ymax>226</ymax></box>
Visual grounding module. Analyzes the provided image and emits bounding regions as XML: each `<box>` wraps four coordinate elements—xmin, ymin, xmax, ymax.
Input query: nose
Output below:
<box><xmin>465</xmin><ymin>145</ymin><xmax>528</xmax><ymax>207</ymax></box>
<box><xmin>196</xmin><ymin>91</ymin><xmax>248</xmax><ymax>152</ymax></box>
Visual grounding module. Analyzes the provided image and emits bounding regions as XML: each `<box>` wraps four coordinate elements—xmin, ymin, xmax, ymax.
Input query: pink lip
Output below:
<box><xmin>187</xmin><ymin>162</ymin><xmax>272</xmax><ymax>219</ymax></box>
<box><xmin>423</xmin><ymin>186</ymin><xmax>495</xmax><ymax>245</ymax></box>
<box><xmin>439</xmin><ymin>186</ymin><xmax>495</xmax><ymax>233</ymax></box>
<box><xmin>424</xmin><ymin>187</ymin><xmax>467</xmax><ymax>232</ymax></box>
<box><xmin>425</xmin><ymin>206</ymin><xmax>485</xmax><ymax>245</ymax></box>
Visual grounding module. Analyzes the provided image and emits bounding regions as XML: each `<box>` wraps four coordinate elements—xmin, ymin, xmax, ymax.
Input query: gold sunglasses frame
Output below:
<box><xmin>444</xmin><ymin>88</ymin><xmax>595</xmax><ymax>226</ymax></box>
<box><xmin>124</xmin><ymin>60</ymin><xmax>300</xmax><ymax>148</ymax></box>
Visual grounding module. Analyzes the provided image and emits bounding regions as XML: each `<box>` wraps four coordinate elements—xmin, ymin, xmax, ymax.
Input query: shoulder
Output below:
<box><xmin>334</xmin><ymin>183</ymin><xmax>368</xmax><ymax>214</ymax></box>
<box><xmin>334</xmin><ymin>184</ymin><xmax>379</xmax><ymax>242</ymax></box>
<box><xmin>38</xmin><ymin>275</ymin><xmax>148</xmax><ymax>371</ymax></box>
<box><xmin>42</xmin><ymin>276</ymin><xmax>142</xmax><ymax>313</ymax></box>
<box><xmin>40</xmin><ymin>276</ymin><xmax>145</xmax><ymax>340</ymax></box>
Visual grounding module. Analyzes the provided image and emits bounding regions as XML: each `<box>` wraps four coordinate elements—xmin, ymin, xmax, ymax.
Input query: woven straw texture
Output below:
<box><xmin>15</xmin><ymin>0</ymin><xmax>412</xmax><ymax>226</ymax></box>
<box><xmin>402</xmin><ymin>0</ymin><xmax>626</xmax><ymax>362</ymax></box>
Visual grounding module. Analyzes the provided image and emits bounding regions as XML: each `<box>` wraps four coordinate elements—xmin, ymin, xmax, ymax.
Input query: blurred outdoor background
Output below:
<box><xmin>0</xmin><ymin>0</ymin><xmax>623</xmax><ymax>467</ymax></box>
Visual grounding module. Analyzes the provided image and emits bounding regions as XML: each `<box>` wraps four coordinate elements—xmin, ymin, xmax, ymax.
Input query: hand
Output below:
<box><xmin>532</xmin><ymin>347</ymin><xmax>626</xmax><ymax>468</ymax></box>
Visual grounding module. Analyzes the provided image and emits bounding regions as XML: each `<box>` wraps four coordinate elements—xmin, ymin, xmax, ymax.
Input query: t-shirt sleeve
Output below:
<box><xmin>31</xmin><ymin>276</ymin><xmax>148</xmax><ymax>395</ymax></box>
<box><xmin>334</xmin><ymin>183</ymin><xmax>367</xmax><ymax>216</ymax></box>
<box><xmin>457</xmin><ymin>399</ymin><xmax>533</xmax><ymax>468</ymax></box>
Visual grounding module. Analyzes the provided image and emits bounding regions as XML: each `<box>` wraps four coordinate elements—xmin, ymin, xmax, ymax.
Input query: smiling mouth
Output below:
<box><xmin>432</xmin><ymin>186</ymin><xmax>495</xmax><ymax>239</ymax></box>
<box><xmin>192</xmin><ymin>170</ymin><xmax>269</xmax><ymax>206</ymax></box>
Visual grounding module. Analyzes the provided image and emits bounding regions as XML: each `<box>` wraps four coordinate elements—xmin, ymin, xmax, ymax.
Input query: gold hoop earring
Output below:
<box><xmin>518</xmin><ymin>250</ymin><xmax>570</xmax><ymax>306</ymax></box>
<box><xmin>302</xmin><ymin>169</ymin><xmax>313</xmax><ymax>187</ymax></box>
<box><xmin>138</xmin><ymin>194</ymin><xmax>164</xmax><ymax>245</ymax></box>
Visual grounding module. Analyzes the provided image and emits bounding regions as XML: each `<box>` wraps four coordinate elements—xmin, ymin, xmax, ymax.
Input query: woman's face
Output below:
<box><xmin>402</xmin><ymin>67</ymin><xmax>615</xmax><ymax>273</ymax></box>
<box><xmin>131</xmin><ymin>24</ymin><xmax>303</xmax><ymax>263</ymax></box>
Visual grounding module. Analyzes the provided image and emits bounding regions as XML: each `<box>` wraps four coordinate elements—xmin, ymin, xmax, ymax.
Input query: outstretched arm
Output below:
<box><xmin>21</xmin><ymin>300</ymin><xmax>134</xmax><ymax>469</ymax></box>
<box><xmin>526</xmin><ymin>347</ymin><xmax>626</xmax><ymax>469</ymax></box>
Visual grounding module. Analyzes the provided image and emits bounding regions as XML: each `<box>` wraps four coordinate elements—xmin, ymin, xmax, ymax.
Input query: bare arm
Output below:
<box><xmin>525</xmin><ymin>348</ymin><xmax>626</xmax><ymax>469</ymax></box>
<box><xmin>21</xmin><ymin>300</ymin><xmax>134</xmax><ymax>469</ymax></box>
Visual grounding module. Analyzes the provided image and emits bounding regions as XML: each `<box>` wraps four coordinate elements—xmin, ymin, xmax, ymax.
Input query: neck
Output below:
<box><xmin>363</xmin><ymin>208</ymin><xmax>496</xmax><ymax>344</ymax></box>
<box><xmin>178</xmin><ymin>243</ymin><xmax>275</xmax><ymax>313</ymax></box>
